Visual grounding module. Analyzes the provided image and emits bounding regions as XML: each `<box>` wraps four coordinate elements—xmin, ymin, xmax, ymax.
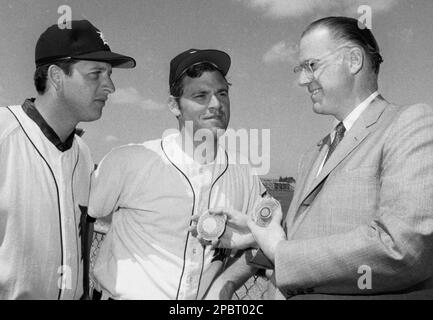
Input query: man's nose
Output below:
<box><xmin>208</xmin><ymin>94</ymin><xmax>222</xmax><ymax>110</ymax></box>
<box><xmin>103</xmin><ymin>75</ymin><xmax>116</xmax><ymax>94</ymax></box>
<box><xmin>298</xmin><ymin>69</ymin><xmax>312</xmax><ymax>87</ymax></box>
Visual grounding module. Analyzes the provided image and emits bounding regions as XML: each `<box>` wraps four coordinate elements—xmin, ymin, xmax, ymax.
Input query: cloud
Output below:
<box><xmin>105</xmin><ymin>135</ymin><xmax>120</xmax><ymax>143</ymax></box>
<box><xmin>110</xmin><ymin>87</ymin><xmax>165</xmax><ymax>111</ymax></box>
<box><xmin>263</xmin><ymin>41</ymin><xmax>299</xmax><ymax>64</ymax></box>
<box><xmin>235</xmin><ymin>0</ymin><xmax>400</xmax><ymax>19</ymax></box>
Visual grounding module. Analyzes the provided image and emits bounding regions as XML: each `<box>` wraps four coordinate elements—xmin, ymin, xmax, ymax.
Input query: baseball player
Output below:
<box><xmin>0</xmin><ymin>20</ymin><xmax>135</xmax><ymax>299</ymax></box>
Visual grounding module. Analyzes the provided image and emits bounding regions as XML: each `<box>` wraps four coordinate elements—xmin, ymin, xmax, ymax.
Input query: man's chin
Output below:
<box><xmin>312</xmin><ymin>102</ymin><xmax>327</xmax><ymax>115</ymax></box>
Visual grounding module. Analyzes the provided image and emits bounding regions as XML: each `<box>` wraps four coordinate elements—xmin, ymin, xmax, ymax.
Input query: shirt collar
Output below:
<box><xmin>331</xmin><ymin>91</ymin><xmax>379</xmax><ymax>134</ymax></box>
<box><xmin>162</xmin><ymin>132</ymin><xmax>227</xmax><ymax>177</ymax></box>
<box><xmin>22</xmin><ymin>98</ymin><xmax>76</xmax><ymax>152</ymax></box>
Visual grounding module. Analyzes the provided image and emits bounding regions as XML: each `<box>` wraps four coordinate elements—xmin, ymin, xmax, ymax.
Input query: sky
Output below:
<box><xmin>1</xmin><ymin>0</ymin><xmax>432</xmax><ymax>179</ymax></box>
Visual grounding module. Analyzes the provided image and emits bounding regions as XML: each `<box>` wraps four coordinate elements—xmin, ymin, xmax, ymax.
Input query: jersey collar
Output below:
<box><xmin>22</xmin><ymin>98</ymin><xmax>76</xmax><ymax>152</ymax></box>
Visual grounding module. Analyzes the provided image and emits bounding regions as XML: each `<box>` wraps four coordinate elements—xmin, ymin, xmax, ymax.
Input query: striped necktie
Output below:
<box><xmin>324</xmin><ymin>122</ymin><xmax>346</xmax><ymax>164</ymax></box>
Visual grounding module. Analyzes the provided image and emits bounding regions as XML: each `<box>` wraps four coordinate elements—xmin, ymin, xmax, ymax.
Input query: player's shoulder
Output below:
<box><xmin>101</xmin><ymin>138</ymin><xmax>163</xmax><ymax>166</ymax></box>
<box><xmin>0</xmin><ymin>106</ymin><xmax>21</xmax><ymax>144</ymax></box>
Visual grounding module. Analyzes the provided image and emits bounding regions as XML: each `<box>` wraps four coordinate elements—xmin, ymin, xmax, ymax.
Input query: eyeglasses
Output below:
<box><xmin>293</xmin><ymin>44</ymin><xmax>352</xmax><ymax>81</ymax></box>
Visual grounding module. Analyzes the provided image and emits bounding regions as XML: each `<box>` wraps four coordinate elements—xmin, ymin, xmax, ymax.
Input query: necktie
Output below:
<box><xmin>324</xmin><ymin>122</ymin><xmax>346</xmax><ymax>164</ymax></box>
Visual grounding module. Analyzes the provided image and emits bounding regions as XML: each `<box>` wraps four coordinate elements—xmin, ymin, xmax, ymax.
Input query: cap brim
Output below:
<box><xmin>174</xmin><ymin>49</ymin><xmax>231</xmax><ymax>83</ymax></box>
<box><xmin>72</xmin><ymin>50</ymin><xmax>136</xmax><ymax>68</ymax></box>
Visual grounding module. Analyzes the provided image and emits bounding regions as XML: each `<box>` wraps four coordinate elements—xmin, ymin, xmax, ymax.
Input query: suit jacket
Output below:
<box><xmin>268</xmin><ymin>96</ymin><xmax>433</xmax><ymax>299</ymax></box>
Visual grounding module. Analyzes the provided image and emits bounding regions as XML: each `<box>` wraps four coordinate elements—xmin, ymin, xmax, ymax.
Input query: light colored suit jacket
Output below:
<box><xmin>268</xmin><ymin>96</ymin><xmax>433</xmax><ymax>299</ymax></box>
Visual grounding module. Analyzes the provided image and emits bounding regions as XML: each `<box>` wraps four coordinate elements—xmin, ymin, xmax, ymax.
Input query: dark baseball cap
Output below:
<box><xmin>35</xmin><ymin>20</ymin><xmax>136</xmax><ymax>68</ymax></box>
<box><xmin>169</xmin><ymin>49</ymin><xmax>231</xmax><ymax>88</ymax></box>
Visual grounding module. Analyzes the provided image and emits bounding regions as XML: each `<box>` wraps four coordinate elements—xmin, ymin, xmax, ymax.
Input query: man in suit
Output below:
<box><xmin>207</xmin><ymin>16</ymin><xmax>433</xmax><ymax>299</ymax></box>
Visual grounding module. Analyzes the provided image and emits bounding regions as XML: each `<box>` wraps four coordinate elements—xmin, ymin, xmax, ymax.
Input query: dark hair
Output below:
<box><xmin>169</xmin><ymin>62</ymin><xmax>230</xmax><ymax>100</ymax></box>
<box><xmin>302</xmin><ymin>16</ymin><xmax>383</xmax><ymax>74</ymax></box>
<box><xmin>34</xmin><ymin>59</ymin><xmax>79</xmax><ymax>94</ymax></box>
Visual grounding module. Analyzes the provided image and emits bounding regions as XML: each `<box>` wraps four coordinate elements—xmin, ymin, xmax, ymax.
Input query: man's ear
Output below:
<box><xmin>349</xmin><ymin>47</ymin><xmax>364</xmax><ymax>75</ymax></box>
<box><xmin>47</xmin><ymin>65</ymin><xmax>63</xmax><ymax>91</ymax></box>
<box><xmin>168</xmin><ymin>95</ymin><xmax>181</xmax><ymax>117</ymax></box>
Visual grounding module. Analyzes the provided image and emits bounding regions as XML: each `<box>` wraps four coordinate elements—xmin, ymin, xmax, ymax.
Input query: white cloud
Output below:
<box><xmin>263</xmin><ymin>41</ymin><xmax>299</xmax><ymax>64</ymax></box>
<box><xmin>110</xmin><ymin>87</ymin><xmax>165</xmax><ymax>111</ymax></box>
<box><xmin>105</xmin><ymin>135</ymin><xmax>120</xmax><ymax>143</ymax></box>
<box><xmin>236</xmin><ymin>0</ymin><xmax>400</xmax><ymax>19</ymax></box>
<box><xmin>139</xmin><ymin>98</ymin><xmax>166</xmax><ymax>111</ymax></box>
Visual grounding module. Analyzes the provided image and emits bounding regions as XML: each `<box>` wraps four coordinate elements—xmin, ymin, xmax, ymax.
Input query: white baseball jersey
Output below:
<box><xmin>89</xmin><ymin>133</ymin><xmax>266</xmax><ymax>299</ymax></box>
<box><xmin>0</xmin><ymin>101</ymin><xmax>93</xmax><ymax>299</ymax></box>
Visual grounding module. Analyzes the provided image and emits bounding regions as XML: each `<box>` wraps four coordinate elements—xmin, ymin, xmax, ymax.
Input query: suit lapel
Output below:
<box><xmin>294</xmin><ymin>137</ymin><xmax>329</xmax><ymax>211</ymax></box>
<box><xmin>284</xmin><ymin>137</ymin><xmax>328</xmax><ymax>235</ymax></box>
<box><xmin>296</xmin><ymin>96</ymin><xmax>389</xmax><ymax>213</ymax></box>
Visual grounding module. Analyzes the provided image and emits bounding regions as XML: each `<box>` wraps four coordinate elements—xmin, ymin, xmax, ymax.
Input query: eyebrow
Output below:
<box><xmin>89</xmin><ymin>66</ymin><xmax>108</xmax><ymax>71</ymax></box>
<box><xmin>191</xmin><ymin>86</ymin><xmax>229</xmax><ymax>93</ymax></box>
<box><xmin>88</xmin><ymin>66</ymin><xmax>112</xmax><ymax>74</ymax></box>
<box><xmin>192</xmin><ymin>90</ymin><xmax>209</xmax><ymax>94</ymax></box>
